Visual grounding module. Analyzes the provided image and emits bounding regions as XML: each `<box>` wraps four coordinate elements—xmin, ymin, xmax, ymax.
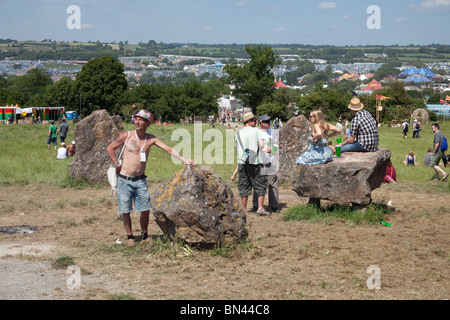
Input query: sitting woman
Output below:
<box><xmin>403</xmin><ymin>150</ymin><xmax>417</xmax><ymax>166</ymax></box>
<box><xmin>343</xmin><ymin>126</ymin><xmax>351</xmax><ymax>141</ymax></box>
<box><xmin>384</xmin><ymin>160</ymin><xmax>396</xmax><ymax>183</ymax></box>
<box><xmin>296</xmin><ymin>109</ymin><xmax>342</xmax><ymax>165</ymax></box>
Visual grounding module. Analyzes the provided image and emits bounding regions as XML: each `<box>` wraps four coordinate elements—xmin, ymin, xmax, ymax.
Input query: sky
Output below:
<box><xmin>1</xmin><ymin>0</ymin><xmax>449</xmax><ymax>46</ymax></box>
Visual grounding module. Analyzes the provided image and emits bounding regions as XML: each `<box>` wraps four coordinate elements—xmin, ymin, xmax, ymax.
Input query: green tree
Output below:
<box><xmin>283</xmin><ymin>59</ymin><xmax>315</xmax><ymax>86</ymax></box>
<box><xmin>44</xmin><ymin>76</ymin><xmax>79</xmax><ymax>111</ymax></box>
<box><xmin>372</xmin><ymin>62</ymin><xmax>401</xmax><ymax>81</ymax></box>
<box><xmin>74</xmin><ymin>56</ymin><xmax>127</xmax><ymax>115</ymax></box>
<box><xmin>296</xmin><ymin>84</ymin><xmax>353</xmax><ymax>120</ymax></box>
<box><xmin>256</xmin><ymin>102</ymin><xmax>286</xmax><ymax>119</ymax></box>
<box><xmin>11</xmin><ymin>68</ymin><xmax>53</xmax><ymax>106</ymax></box>
<box><xmin>224</xmin><ymin>44</ymin><xmax>279</xmax><ymax>112</ymax></box>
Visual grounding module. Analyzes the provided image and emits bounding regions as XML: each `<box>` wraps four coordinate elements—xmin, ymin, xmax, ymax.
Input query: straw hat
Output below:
<box><xmin>348</xmin><ymin>97</ymin><xmax>364</xmax><ymax>111</ymax></box>
<box><xmin>242</xmin><ymin>112</ymin><xmax>256</xmax><ymax>123</ymax></box>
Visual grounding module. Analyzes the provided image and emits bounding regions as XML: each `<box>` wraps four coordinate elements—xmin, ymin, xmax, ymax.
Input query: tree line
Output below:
<box><xmin>2</xmin><ymin>39</ymin><xmax>450</xmax><ymax>64</ymax></box>
<box><xmin>0</xmin><ymin>45</ymin><xmax>446</xmax><ymax>123</ymax></box>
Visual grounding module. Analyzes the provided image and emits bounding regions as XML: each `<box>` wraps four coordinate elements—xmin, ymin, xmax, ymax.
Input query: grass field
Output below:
<box><xmin>1</xmin><ymin>118</ymin><xmax>449</xmax><ymax>300</ymax></box>
<box><xmin>0</xmin><ymin>119</ymin><xmax>449</xmax><ymax>189</ymax></box>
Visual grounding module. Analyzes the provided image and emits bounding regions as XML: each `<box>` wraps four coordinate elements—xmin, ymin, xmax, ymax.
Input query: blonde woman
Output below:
<box><xmin>403</xmin><ymin>150</ymin><xmax>417</xmax><ymax>166</ymax></box>
<box><xmin>296</xmin><ymin>109</ymin><xmax>342</xmax><ymax>165</ymax></box>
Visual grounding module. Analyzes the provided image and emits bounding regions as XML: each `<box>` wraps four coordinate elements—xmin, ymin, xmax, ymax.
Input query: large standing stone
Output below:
<box><xmin>278</xmin><ymin>115</ymin><xmax>312</xmax><ymax>184</ymax></box>
<box><xmin>292</xmin><ymin>149</ymin><xmax>391</xmax><ymax>205</ymax></box>
<box><xmin>152</xmin><ymin>165</ymin><xmax>247</xmax><ymax>248</ymax></box>
<box><xmin>69</xmin><ymin>110</ymin><xmax>123</xmax><ymax>184</ymax></box>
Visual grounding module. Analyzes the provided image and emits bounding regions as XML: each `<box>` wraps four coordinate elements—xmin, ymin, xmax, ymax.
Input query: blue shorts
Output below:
<box><xmin>117</xmin><ymin>177</ymin><xmax>152</xmax><ymax>217</ymax></box>
<box><xmin>47</xmin><ymin>137</ymin><xmax>57</xmax><ymax>146</ymax></box>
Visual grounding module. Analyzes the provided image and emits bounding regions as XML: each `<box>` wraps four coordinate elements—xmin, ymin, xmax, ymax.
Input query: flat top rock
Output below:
<box><xmin>293</xmin><ymin>148</ymin><xmax>392</xmax><ymax>205</ymax></box>
<box><xmin>314</xmin><ymin>148</ymin><xmax>391</xmax><ymax>165</ymax></box>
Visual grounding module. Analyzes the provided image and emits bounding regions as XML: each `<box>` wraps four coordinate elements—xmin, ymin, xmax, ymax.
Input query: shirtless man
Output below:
<box><xmin>106</xmin><ymin>110</ymin><xmax>194</xmax><ymax>246</ymax></box>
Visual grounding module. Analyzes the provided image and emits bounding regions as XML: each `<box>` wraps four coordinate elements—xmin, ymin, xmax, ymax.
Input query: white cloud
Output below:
<box><xmin>235</xmin><ymin>0</ymin><xmax>251</xmax><ymax>7</ymax></box>
<box><xmin>202</xmin><ymin>25</ymin><xmax>213</xmax><ymax>31</ymax></box>
<box><xmin>81</xmin><ymin>23</ymin><xmax>95</xmax><ymax>29</ymax></box>
<box><xmin>341</xmin><ymin>14</ymin><xmax>350</xmax><ymax>21</ymax></box>
<box><xmin>409</xmin><ymin>0</ymin><xmax>450</xmax><ymax>12</ymax></box>
<box><xmin>395</xmin><ymin>17</ymin><xmax>407</xmax><ymax>23</ymax></box>
<box><xmin>318</xmin><ymin>2</ymin><xmax>337</xmax><ymax>10</ymax></box>
<box><xmin>275</xmin><ymin>27</ymin><xmax>286</xmax><ymax>32</ymax></box>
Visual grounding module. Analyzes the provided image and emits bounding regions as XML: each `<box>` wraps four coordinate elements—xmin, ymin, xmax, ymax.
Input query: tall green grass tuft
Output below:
<box><xmin>283</xmin><ymin>202</ymin><xmax>392</xmax><ymax>225</ymax></box>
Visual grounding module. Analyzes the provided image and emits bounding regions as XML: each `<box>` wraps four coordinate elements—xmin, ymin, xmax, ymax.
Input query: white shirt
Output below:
<box><xmin>57</xmin><ymin>147</ymin><xmax>67</xmax><ymax>159</ymax></box>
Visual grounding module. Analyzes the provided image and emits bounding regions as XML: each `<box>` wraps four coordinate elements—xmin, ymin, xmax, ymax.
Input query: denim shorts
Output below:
<box><xmin>117</xmin><ymin>177</ymin><xmax>152</xmax><ymax>216</ymax></box>
<box><xmin>340</xmin><ymin>141</ymin><xmax>367</xmax><ymax>153</ymax></box>
<box><xmin>47</xmin><ymin>137</ymin><xmax>57</xmax><ymax>146</ymax></box>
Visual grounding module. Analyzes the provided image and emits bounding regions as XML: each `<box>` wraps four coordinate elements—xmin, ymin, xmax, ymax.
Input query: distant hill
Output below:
<box><xmin>1</xmin><ymin>39</ymin><xmax>450</xmax><ymax>64</ymax></box>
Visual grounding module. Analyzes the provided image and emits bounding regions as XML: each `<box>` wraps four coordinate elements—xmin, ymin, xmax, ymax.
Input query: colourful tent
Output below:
<box><xmin>274</xmin><ymin>79</ymin><xmax>288</xmax><ymax>89</ymax></box>
<box><xmin>363</xmin><ymin>79</ymin><xmax>383</xmax><ymax>91</ymax></box>
<box><xmin>0</xmin><ymin>107</ymin><xmax>16</xmax><ymax>121</ymax></box>
<box><xmin>404</xmin><ymin>75</ymin><xmax>430</xmax><ymax>83</ymax></box>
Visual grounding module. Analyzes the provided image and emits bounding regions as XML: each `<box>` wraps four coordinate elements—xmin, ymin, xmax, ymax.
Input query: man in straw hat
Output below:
<box><xmin>235</xmin><ymin>112</ymin><xmax>271</xmax><ymax>216</ymax></box>
<box><xmin>107</xmin><ymin>110</ymin><xmax>195</xmax><ymax>246</ymax></box>
<box><xmin>336</xmin><ymin>97</ymin><xmax>379</xmax><ymax>153</ymax></box>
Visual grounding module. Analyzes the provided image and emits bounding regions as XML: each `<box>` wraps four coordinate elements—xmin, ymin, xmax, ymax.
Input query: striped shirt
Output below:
<box><xmin>350</xmin><ymin>110</ymin><xmax>379</xmax><ymax>151</ymax></box>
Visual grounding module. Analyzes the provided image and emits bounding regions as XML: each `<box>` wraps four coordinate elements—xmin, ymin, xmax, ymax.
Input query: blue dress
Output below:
<box><xmin>296</xmin><ymin>135</ymin><xmax>334</xmax><ymax>165</ymax></box>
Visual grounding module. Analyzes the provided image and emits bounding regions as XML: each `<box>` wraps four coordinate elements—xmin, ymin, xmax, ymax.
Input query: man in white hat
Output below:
<box><xmin>337</xmin><ymin>97</ymin><xmax>379</xmax><ymax>153</ymax></box>
<box><xmin>235</xmin><ymin>112</ymin><xmax>271</xmax><ymax>216</ymax></box>
<box><xmin>107</xmin><ymin>110</ymin><xmax>195</xmax><ymax>246</ymax></box>
<box><xmin>66</xmin><ymin>140</ymin><xmax>76</xmax><ymax>157</ymax></box>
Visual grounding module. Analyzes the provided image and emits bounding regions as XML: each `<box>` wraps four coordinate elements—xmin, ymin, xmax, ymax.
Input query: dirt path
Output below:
<box><xmin>0</xmin><ymin>181</ymin><xmax>449</xmax><ymax>300</ymax></box>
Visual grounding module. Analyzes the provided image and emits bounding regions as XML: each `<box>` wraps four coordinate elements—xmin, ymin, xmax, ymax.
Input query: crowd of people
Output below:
<box><xmin>39</xmin><ymin>96</ymin><xmax>447</xmax><ymax>247</ymax></box>
<box><xmin>47</xmin><ymin>117</ymin><xmax>76</xmax><ymax>159</ymax></box>
<box><xmin>229</xmin><ymin>96</ymin><xmax>448</xmax><ymax>225</ymax></box>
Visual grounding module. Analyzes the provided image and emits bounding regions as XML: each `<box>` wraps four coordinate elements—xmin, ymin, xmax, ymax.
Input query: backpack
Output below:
<box><xmin>442</xmin><ymin>136</ymin><xmax>448</xmax><ymax>152</ymax></box>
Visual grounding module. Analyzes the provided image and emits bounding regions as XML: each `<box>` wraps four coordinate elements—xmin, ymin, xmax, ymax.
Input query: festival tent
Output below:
<box><xmin>400</xmin><ymin>66</ymin><xmax>436</xmax><ymax>79</ymax></box>
<box><xmin>404</xmin><ymin>75</ymin><xmax>430</xmax><ymax>83</ymax></box>
<box><xmin>340</xmin><ymin>73</ymin><xmax>355</xmax><ymax>80</ymax></box>
<box><xmin>424</xmin><ymin>67</ymin><xmax>436</xmax><ymax>78</ymax></box>
<box><xmin>363</xmin><ymin>79</ymin><xmax>383</xmax><ymax>91</ymax></box>
<box><xmin>399</xmin><ymin>67</ymin><xmax>420</xmax><ymax>77</ymax></box>
<box><xmin>0</xmin><ymin>104</ymin><xmax>24</xmax><ymax>121</ymax></box>
<box><xmin>274</xmin><ymin>79</ymin><xmax>289</xmax><ymax>89</ymax></box>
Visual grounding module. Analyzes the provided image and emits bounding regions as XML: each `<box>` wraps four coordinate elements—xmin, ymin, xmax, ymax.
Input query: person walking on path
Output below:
<box><xmin>429</xmin><ymin>123</ymin><xmax>448</xmax><ymax>182</ymax></box>
<box><xmin>106</xmin><ymin>110</ymin><xmax>195</xmax><ymax>247</ymax></box>
<box><xmin>47</xmin><ymin>120</ymin><xmax>58</xmax><ymax>151</ymax></box>
<box><xmin>57</xmin><ymin>118</ymin><xmax>69</xmax><ymax>144</ymax></box>
<box><xmin>402</xmin><ymin>119</ymin><xmax>409</xmax><ymax>139</ymax></box>
<box><xmin>412</xmin><ymin>119</ymin><xmax>421</xmax><ymax>139</ymax></box>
